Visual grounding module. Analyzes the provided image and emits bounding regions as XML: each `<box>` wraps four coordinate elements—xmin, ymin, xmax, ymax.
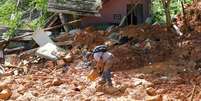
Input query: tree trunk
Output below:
<box><xmin>161</xmin><ymin>0</ymin><xmax>172</xmax><ymax>29</ymax></box>
<box><xmin>181</xmin><ymin>1</ymin><xmax>189</xmax><ymax>32</ymax></box>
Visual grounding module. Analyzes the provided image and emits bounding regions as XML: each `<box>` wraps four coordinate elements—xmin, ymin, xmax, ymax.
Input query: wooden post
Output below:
<box><xmin>59</xmin><ymin>13</ymin><xmax>69</xmax><ymax>32</ymax></box>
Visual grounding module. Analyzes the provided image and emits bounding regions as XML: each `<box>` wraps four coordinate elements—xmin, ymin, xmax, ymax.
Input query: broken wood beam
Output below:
<box><xmin>4</xmin><ymin>46</ymin><xmax>25</xmax><ymax>54</ymax></box>
<box><xmin>55</xmin><ymin>41</ymin><xmax>73</xmax><ymax>46</ymax></box>
<box><xmin>45</xmin><ymin>13</ymin><xmax>58</xmax><ymax>28</ymax></box>
<box><xmin>0</xmin><ymin>33</ymin><xmax>33</xmax><ymax>45</ymax></box>
<box><xmin>44</xmin><ymin>19</ymin><xmax>81</xmax><ymax>31</ymax></box>
<box><xmin>19</xmin><ymin>48</ymin><xmax>38</xmax><ymax>58</ymax></box>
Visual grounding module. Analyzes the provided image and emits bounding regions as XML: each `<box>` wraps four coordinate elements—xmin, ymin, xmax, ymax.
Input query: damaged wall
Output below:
<box><xmin>81</xmin><ymin>0</ymin><xmax>151</xmax><ymax>26</ymax></box>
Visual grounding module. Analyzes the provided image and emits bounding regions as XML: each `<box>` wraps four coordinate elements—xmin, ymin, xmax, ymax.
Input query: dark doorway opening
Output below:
<box><xmin>127</xmin><ymin>4</ymin><xmax>144</xmax><ymax>25</ymax></box>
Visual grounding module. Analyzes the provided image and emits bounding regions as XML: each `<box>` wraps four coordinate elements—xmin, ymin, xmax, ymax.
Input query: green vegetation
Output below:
<box><xmin>151</xmin><ymin>0</ymin><xmax>192</xmax><ymax>24</ymax></box>
<box><xmin>0</xmin><ymin>0</ymin><xmax>50</xmax><ymax>39</ymax></box>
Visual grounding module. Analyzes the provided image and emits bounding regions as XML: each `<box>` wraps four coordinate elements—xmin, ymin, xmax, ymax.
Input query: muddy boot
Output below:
<box><xmin>102</xmin><ymin>69</ymin><xmax>113</xmax><ymax>87</ymax></box>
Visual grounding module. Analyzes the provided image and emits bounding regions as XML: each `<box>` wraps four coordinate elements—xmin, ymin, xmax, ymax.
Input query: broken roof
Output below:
<box><xmin>48</xmin><ymin>0</ymin><xmax>102</xmax><ymax>16</ymax></box>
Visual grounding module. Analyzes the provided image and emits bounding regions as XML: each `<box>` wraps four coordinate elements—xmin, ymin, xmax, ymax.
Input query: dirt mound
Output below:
<box><xmin>111</xmin><ymin>42</ymin><xmax>174</xmax><ymax>70</ymax></box>
<box><xmin>111</xmin><ymin>45</ymin><xmax>144</xmax><ymax>70</ymax></box>
<box><xmin>119</xmin><ymin>25</ymin><xmax>173</xmax><ymax>41</ymax></box>
<box><xmin>73</xmin><ymin>27</ymin><xmax>107</xmax><ymax>50</ymax></box>
<box><xmin>110</xmin><ymin>25</ymin><xmax>177</xmax><ymax>70</ymax></box>
<box><xmin>177</xmin><ymin>1</ymin><xmax>201</xmax><ymax>32</ymax></box>
<box><xmin>174</xmin><ymin>32</ymin><xmax>201</xmax><ymax>61</ymax></box>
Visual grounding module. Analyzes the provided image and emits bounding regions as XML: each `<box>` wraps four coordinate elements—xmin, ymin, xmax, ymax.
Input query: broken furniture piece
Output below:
<box><xmin>32</xmin><ymin>30</ymin><xmax>67</xmax><ymax>61</ymax></box>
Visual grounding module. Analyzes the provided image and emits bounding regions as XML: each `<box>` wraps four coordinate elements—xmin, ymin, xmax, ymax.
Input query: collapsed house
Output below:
<box><xmin>48</xmin><ymin>0</ymin><xmax>152</xmax><ymax>27</ymax></box>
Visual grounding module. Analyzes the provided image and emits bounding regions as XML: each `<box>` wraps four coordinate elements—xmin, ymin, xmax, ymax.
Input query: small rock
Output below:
<box><xmin>52</xmin><ymin>78</ymin><xmax>63</xmax><ymax>86</ymax></box>
<box><xmin>84</xmin><ymin>98</ymin><xmax>91</xmax><ymax>101</ymax></box>
<box><xmin>104</xmin><ymin>86</ymin><xmax>120</xmax><ymax>95</ymax></box>
<box><xmin>118</xmin><ymin>85</ymin><xmax>128</xmax><ymax>94</ymax></box>
<box><xmin>64</xmin><ymin>53</ymin><xmax>73</xmax><ymax>63</ymax></box>
<box><xmin>169</xmin><ymin>76</ymin><xmax>185</xmax><ymax>84</ymax></box>
<box><xmin>156</xmin><ymin>89</ymin><xmax>167</xmax><ymax>94</ymax></box>
<box><xmin>10</xmin><ymin>91</ymin><xmax>21</xmax><ymax>100</ymax></box>
<box><xmin>146</xmin><ymin>87</ymin><xmax>156</xmax><ymax>96</ymax></box>
<box><xmin>96</xmin><ymin>84</ymin><xmax>121</xmax><ymax>95</ymax></box>
<box><xmin>45</xmin><ymin>61</ymin><xmax>55</xmax><ymax>69</ymax></box>
<box><xmin>5</xmin><ymin>54</ymin><xmax>19</xmax><ymax>66</ymax></box>
<box><xmin>0</xmin><ymin>88</ymin><xmax>12</xmax><ymax>100</ymax></box>
<box><xmin>95</xmin><ymin>84</ymin><xmax>104</xmax><ymax>92</ymax></box>
<box><xmin>132</xmin><ymin>78</ymin><xmax>153</xmax><ymax>88</ymax></box>
<box><xmin>56</xmin><ymin>59</ymin><xmax>65</xmax><ymax>67</ymax></box>
<box><xmin>95</xmin><ymin>92</ymin><xmax>104</xmax><ymax>96</ymax></box>
<box><xmin>145</xmin><ymin>95</ymin><xmax>163</xmax><ymax>101</ymax></box>
<box><xmin>73</xmin><ymin>88</ymin><xmax>81</xmax><ymax>92</ymax></box>
<box><xmin>128</xmin><ymin>86</ymin><xmax>147</xmax><ymax>100</ymax></box>
<box><xmin>16</xmin><ymin>92</ymin><xmax>36</xmax><ymax>101</ymax></box>
<box><xmin>159</xmin><ymin>76</ymin><xmax>169</xmax><ymax>81</ymax></box>
<box><xmin>135</xmin><ymin>73</ymin><xmax>145</xmax><ymax>79</ymax></box>
<box><xmin>0</xmin><ymin>83</ymin><xmax>8</xmax><ymax>89</ymax></box>
<box><xmin>123</xmin><ymin>88</ymin><xmax>132</xmax><ymax>96</ymax></box>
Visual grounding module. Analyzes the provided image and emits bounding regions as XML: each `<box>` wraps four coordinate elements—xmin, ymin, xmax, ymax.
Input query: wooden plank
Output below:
<box><xmin>48</xmin><ymin>0</ymin><xmax>102</xmax><ymax>16</ymax></box>
<box><xmin>48</xmin><ymin>9</ymin><xmax>101</xmax><ymax>16</ymax></box>
<box><xmin>44</xmin><ymin>19</ymin><xmax>81</xmax><ymax>31</ymax></box>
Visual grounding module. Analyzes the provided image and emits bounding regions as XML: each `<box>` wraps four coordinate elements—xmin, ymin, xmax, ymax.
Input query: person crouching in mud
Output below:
<box><xmin>87</xmin><ymin>45</ymin><xmax>114</xmax><ymax>87</ymax></box>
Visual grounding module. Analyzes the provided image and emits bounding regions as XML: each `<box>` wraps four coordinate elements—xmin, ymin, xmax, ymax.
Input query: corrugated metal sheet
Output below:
<box><xmin>48</xmin><ymin>0</ymin><xmax>102</xmax><ymax>16</ymax></box>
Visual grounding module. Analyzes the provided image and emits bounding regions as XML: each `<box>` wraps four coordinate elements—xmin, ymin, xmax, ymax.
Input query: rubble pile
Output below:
<box><xmin>110</xmin><ymin>25</ymin><xmax>177</xmax><ymax>70</ymax></box>
<box><xmin>73</xmin><ymin>27</ymin><xmax>107</xmax><ymax>50</ymax></box>
<box><xmin>1</xmin><ymin>56</ymin><xmax>201</xmax><ymax>100</ymax></box>
<box><xmin>177</xmin><ymin>1</ymin><xmax>201</xmax><ymax>32</ymax></box>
